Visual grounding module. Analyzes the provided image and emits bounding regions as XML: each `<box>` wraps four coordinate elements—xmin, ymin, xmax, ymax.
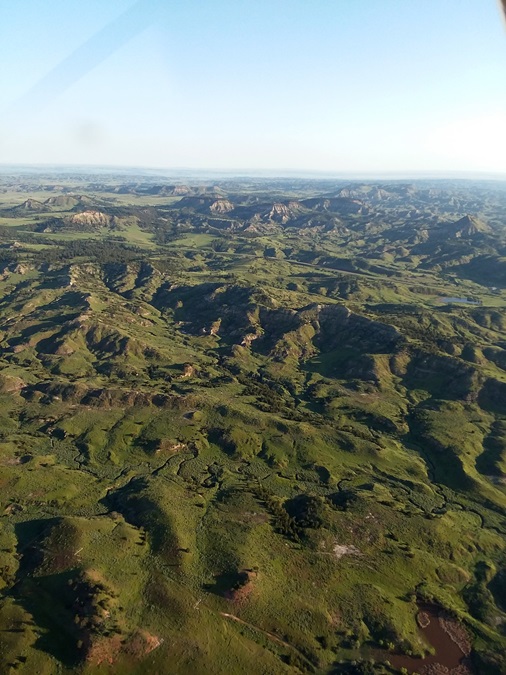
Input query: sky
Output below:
<box><xmin>0</xmin><ymin>0</ymin><xmax>505</xmax><ymax>175</ymax></box>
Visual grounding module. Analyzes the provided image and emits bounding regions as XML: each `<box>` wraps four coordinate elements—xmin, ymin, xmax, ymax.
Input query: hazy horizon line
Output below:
<box><xmin>0</xmin><ymin>163</ymin><xmax>505</xmax><ymax>182</ymax></box>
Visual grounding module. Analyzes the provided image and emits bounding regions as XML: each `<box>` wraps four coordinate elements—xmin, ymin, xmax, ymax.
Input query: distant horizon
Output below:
<box><xmin>1</xmin><ymin>163</ymin><xmax>506</xmax><ymax>184</ymax></box>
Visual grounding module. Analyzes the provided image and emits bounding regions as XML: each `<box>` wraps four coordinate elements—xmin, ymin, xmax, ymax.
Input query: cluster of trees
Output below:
<box><xmin>0</xmin><ymin>225</ymin><xmax>15</xmax><ymax>240</ymax></box>
<box><xmin>69</xmin><ymin>573</ymin><xmax>121</xmax><ymax>643</ymax></box>
<box><xmin>252</xmin><ymin>485</ymin><xmax>327</xmax><ymax>541</ymax></box>
<box><xmin>240</xmin><ymin>377</ymin><xmax>288</xmax><ymax>413</ymax></box>
<box><xmin>236</xmin><ymin>372</ymin><xmax>303</xmax><ymax>419</ymax></box>
<box><xmin>251</xmin><ymin>484</ymin><xmax>303</xmax><ymax>542</ymax></box>
<box><xmin>0</xmin><ymin>249</ymin><xmax>17</xmax><ymax>264</ymax></box>
<box><xmin>283</xmin><ymin>494</ymin><xmax>326</xmax><ymax>529</ymax></box>
<box><xmin>35</xmin><ymin>239</ymin><xmax>142</xmax><ymax>265</ymax></box>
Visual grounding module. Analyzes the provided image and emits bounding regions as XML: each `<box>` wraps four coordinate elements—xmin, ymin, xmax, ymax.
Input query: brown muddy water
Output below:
<box><xmin>384</xmin><ymin>605</ymin><xmax>471</xmax><ymax>674</ymax></box>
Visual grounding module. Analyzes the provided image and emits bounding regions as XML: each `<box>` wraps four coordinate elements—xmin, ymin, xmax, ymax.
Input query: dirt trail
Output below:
<box><xmin>219</xmin><ymin>612</ymin><xmax>314</xmax><ymax>670</ymax></box>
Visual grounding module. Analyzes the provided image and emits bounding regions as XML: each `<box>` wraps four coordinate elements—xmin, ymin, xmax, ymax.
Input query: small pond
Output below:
<box><xmin>384</xmin><ymin>605</ymin><xmax>472</xmax><ymax>674</ymax></box>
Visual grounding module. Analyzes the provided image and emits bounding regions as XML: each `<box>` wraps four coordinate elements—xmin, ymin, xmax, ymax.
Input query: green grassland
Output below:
<box><xmin>0</xmin><ymin>175</ymin><xmax>505</xmax><ymax>674</ymax></box>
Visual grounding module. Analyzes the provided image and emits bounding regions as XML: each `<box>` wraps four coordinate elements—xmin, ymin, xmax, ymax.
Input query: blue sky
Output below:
<box><xmin>0</xmin><ymin>0</ymin><xmax>505</xmax><ymax>174</ymax></box>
